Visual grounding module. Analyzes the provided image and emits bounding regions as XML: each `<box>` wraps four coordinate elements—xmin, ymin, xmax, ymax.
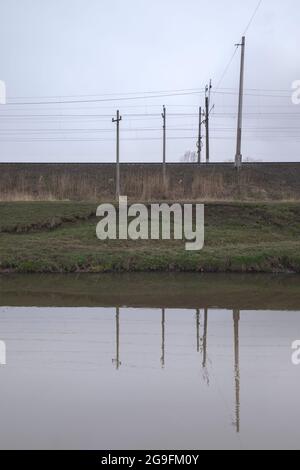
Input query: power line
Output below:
<box><xmin>5</xmin><ymin>87</ymin><xmax>204</xmax><ymax>101</ymax></box>
<box><xmin>3</xmin><ymin>91</ymin><xmax>204</xmax><ymax>106</ymax></box>
<box><xmin>243</xmin><ymin>0</ymin><xmax>264</xmax><ymax>35</ymax></box>
<box><xmin>1</xmin><ymin>88</ymin><xmax>292</xmax><ymax>107</ymax></box>
<box><xmin>215</xmin><ymin>46</ymin><xmax>239</xmax><ymax>91</ymax></box>
<box><xmin>214</xmin><ymin>0</ymin><xmax>264</xmax><ymax>91</ymax></box>
<box><xmin>0</xmin><ymin>107</ymin><xmax>297</xmax><ymax>118</ymax></box>
<box><xmin>2</xmin><ymin>135</ymin><xmax>300</xmax><ymax>143</ymax></box>
<box><xmin>1</xmin><ymin>126</ymin><xmax>299</xmax><ymax>134</ymax></box>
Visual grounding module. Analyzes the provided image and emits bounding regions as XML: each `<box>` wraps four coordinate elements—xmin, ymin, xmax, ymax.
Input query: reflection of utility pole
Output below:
<box><xmin>112</xmin><ymin>307</ymin><xmax>121</xmax><ymax>370</ymax></box>
<box><xmin>196</xmin><ymin>309</ymin><xmax>200</xmax><ymax>353</ymax></box>
<box><xmin>202</xmin><ymin>308</ymin><xmax>208</xmax><ymax>368</ymax></box>
<box><xmin>112</xmin><ymin>110</ymin><xmax>122</xmax><ymax>200</ymax></box>
<box><xmin>201</xmin><ymin>308</ymin><xmax>209</xmax><ymax>385</ymax></box>
<box><xmin>161</xmin><ymin>309</ymin><xmax>165</xmax><ymax>368</ymax></box>
<box><xmin>233</xmin><ymin>309</ymin><xmax>240</xmax><ymax>433</ymax></box>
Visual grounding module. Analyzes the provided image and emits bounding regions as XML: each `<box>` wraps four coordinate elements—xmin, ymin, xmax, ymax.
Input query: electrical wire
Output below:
<box><xmin>243</xmin><ymin>0</ymin><xmax>264</xmax><ymax>35</ymax></box>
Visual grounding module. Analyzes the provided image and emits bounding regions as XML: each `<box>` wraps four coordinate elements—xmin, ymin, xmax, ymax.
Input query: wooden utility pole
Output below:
<box><xmin>197</xmin><ymin>107</ymin><xmax>202</xmax><ymax>163</ymax></box>
<box><xmin>112</xmin><ymin>110</ymin><xmax>122</xmax><ymax>200</ymax></box>
<box><xmin>235</xmin><ymin>36</ymin><xmax>246</xmax><ymax>169</ymax></box>
<box><xmin>205</xmin><ymin>96</ymin><xmax>210</xmax><ymax>164</ymax></box>
<box><xmin>162</xmin><ymin>105</ymin><xmax>166</xmax><ymax>185</ymax></box>
<box><xmin>204</xmin><ymin>80</ymin><xmax>213</xmax><ymax>164</ymax></box>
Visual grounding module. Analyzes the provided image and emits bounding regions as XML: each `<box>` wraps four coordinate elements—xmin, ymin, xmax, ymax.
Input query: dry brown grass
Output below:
<box><xmin>0</xmin><ymin>192</ymin><xmax>57</xmax><ymax>202</ymax></box>
<box><xmin>1</xmin><ymin>164</ymin><xmax>300</xmax><ymax>202</ymax></box>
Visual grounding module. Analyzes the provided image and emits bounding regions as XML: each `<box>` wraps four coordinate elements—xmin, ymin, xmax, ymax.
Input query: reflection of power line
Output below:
<box><xmin>112</xmin><ymin>307</ymin><xmax>121</xmax><ymax>370</ymax></box>
<box><xmin>161</xmin><ymin>309</ymin><xmax>165</xmax><ymax>369</ymax></box>
<box><xmin>233</xmin><ymin>309</ymin><xmax>240</xmax><ymax>433</ymax></box>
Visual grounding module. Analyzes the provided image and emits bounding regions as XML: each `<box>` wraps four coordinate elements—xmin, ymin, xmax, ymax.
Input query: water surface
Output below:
<box><xmin>0</xmin><ymin>273</ymin><xmax>299</xmax><ymax>450</ymax></box>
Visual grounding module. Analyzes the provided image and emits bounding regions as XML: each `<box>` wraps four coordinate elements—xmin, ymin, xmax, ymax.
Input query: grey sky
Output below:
<box><xmin>0</xmin><ymin>0</ymin><xmax>299</xmax><ymax>162</ymax></box>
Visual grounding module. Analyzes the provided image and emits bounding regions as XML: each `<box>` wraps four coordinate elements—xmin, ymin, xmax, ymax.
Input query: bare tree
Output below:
<box><xmin>180</xmin><ymin>151</ymin><xmax>197</xmax><ymax>163</ymax></box>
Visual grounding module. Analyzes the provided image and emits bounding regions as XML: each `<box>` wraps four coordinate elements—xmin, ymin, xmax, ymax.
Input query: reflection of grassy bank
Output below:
<box><xmin>0</xmin><ymin>201</ymin><xmax>300</xmax><ymax>274</ymax></box>
<box><xmin>1</xmin><ymin>273</ymin><xmax>300</xmax><ymax>309</ymax></box>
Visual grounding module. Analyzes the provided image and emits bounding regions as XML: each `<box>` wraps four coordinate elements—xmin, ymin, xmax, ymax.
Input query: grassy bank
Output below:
<box><xmin>0</xmin><ymin>201</ymin><xmax>300</xmax><ymax>273</ymax></box>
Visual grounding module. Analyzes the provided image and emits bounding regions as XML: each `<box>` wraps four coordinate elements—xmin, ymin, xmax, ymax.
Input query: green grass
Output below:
<box><xmin>0</xmin><ymin>201</ymin><xmax>300</xmax><ymax>273</ymax></box>
<box><xmin>0</xmin><ymin>201</ymin><xmax>95</xmax><ymax>233</ymax></box>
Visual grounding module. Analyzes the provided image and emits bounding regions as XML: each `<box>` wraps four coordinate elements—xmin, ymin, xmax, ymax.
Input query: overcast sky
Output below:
<box><xmin>0</xmin><ymin>0</ymin><xmax>299</xmax><ymax>163</ymax></box>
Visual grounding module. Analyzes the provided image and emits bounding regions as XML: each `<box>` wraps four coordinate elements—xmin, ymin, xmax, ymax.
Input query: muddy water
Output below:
<box><xmin>0</xmin><ymin>273</ymin><xmax>300</xmax><ymax>450</ymax></box>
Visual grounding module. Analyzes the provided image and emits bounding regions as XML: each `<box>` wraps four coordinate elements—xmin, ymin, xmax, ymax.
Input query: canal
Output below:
<box><xmin>0</xmin><ymin>273</ymin><xmax>299</xmax><ymax>450</ymax></box>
